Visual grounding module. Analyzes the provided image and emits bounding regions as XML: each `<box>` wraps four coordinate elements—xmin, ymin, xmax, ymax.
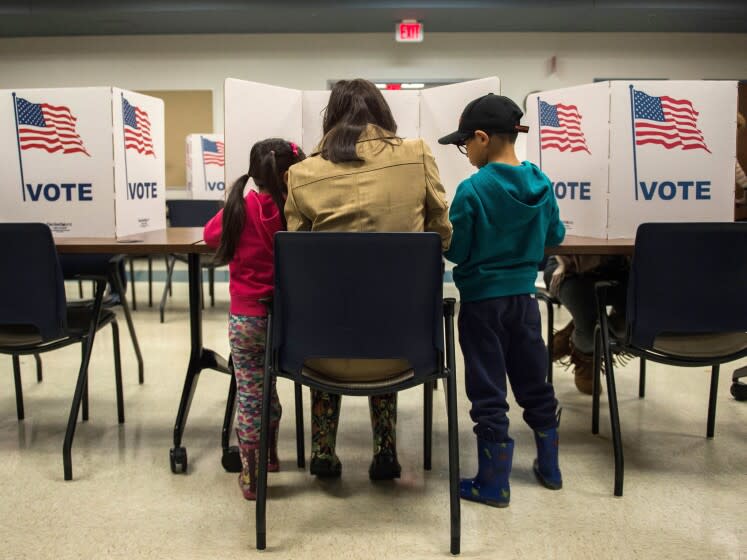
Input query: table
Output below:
<box><xmin>56</xmin><ymin>228</ymin><xmax>635</xmax><ymax>473</ymax></box>
<box><xmin>550</xmin><ymin>235</ymin><xmax>634</xmax><ymax>256</ymax></box>
<box><xmin>57</xmin><ymin>228</ymin><xmax>235</xmax><ymax>474</ymax></box>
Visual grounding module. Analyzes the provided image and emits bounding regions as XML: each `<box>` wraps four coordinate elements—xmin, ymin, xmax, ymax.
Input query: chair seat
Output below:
<box><xmin>302</xmin><ymin>358</ymin><xmax>415</xmax><ymax>390</ymax></box>
<box><xmin>0</xmin><ymin>308</ymin><xmax>117</xmax><ymax>349</ymax></box>
<box><xmin>651</xmin><ymin>332</ymin><xmax>747</xmax><ymax>358</ymax></box>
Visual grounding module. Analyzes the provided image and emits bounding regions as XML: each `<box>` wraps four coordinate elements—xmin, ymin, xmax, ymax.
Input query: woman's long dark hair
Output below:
<box><xmin>319</xmin><ymin>79</ymin><xmax>399</xmax><ymax>163</ymax></box>
<box><xmin>215</xmin><ymin>138</ymin><xmax>305</xmax><ymax>264</ymax></box>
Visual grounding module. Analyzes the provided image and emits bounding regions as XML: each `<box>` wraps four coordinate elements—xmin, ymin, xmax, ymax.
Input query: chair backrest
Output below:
<box><xmin>627</xmin><ymin>222</ymin><xmax>747</xmax><ymax>348</ymax></box>
<box><xmin>167</xmin><ymin>200</ymin><xmax>222</xmax><ymax>227</ymax></box>
<box><xmin>272</xmin><ymin>232</ymin><xmax>444</xmax><ymax>380</ymax></box>
<box><xmin>0</xmin><ymin>223</ymin><xmax>67</xmax><ymax>340</ymax></box>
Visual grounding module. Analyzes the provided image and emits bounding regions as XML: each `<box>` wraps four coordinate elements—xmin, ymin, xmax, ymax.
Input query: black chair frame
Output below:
<box><xmin>1</xmin><ymin>274</ymin><xmax>124</xmax><ymax>480</ymax></box>
<box><xmin>591</xmin><ymin>222</ymin><xmax>747</xmax><ymax>497</ymax></box>
<box><xmin>255</xmin><ymin>232</ymin><xmax>460</xmax><ymax>555</ymax></box>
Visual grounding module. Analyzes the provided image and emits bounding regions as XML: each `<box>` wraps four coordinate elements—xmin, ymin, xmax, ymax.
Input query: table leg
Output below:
<box><xmin>170</xmin><ymin>252</ymin><xmax>229</xmax><ymax>474</ymax></box>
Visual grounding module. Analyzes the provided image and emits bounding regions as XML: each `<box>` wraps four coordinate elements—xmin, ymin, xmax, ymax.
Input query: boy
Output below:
<box><xmin>439</xmin><ymin>93</ymin><xmax>565</xmax><ymax>508</ymax></box>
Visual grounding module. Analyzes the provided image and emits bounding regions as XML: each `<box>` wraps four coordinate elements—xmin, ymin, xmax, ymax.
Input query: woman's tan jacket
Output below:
<box><xmin>286</xmin><ymin>125</ymin><xmax>452</xmax><ymax>251</ymax></box>
<box><xmin>284</xmin><ymin>125</ymin><xmax>452</xmax><ymax>381</ymax></box>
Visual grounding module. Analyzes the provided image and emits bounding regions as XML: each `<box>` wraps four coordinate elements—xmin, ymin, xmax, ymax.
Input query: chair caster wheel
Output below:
<box><xmin>731</xmin><ymin>382</ymin><xmax>747</xmax><ymax>401</ymax></box>
<box><xmin>170</xmin><ymin>447</ymin><xmax>188</xmax><ymax>474</ymax></box>
<box><xmin>222</xmin><ymin>446</ymin><xmax>242</xmax><ymax>472</ymax></box>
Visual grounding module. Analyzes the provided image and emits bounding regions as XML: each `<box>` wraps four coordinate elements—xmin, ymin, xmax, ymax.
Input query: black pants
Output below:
<box><xmin>458</xmin><ymin>295</ymin><xmax>558</xmax><ymax>443</ymax></box>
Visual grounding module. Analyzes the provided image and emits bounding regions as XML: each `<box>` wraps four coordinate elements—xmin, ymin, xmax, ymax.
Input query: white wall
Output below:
<box><xmin>1</xmin><ymin>32</ymin><xmax>746</xmax><ymax>136</ymax></box>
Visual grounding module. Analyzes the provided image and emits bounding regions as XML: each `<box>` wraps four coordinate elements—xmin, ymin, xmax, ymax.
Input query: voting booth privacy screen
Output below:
<box><xmin>527</xmin><ymin>80</ymin><xmax>737</xmax><ymax>238</ymax></box>
<box><xmin>224</xmin><ymin>77</ymin><xmax>501</xmax><ymax>205</ymax></box>
<box><xmin>186</xmin><ymin>133</ymin><xmax>225</xmax><ymax>200</ymax></box>
<box><xmin>0</xmin><ymin>87</ymin><xmax>166</xmax><ymax>238</ymax></box>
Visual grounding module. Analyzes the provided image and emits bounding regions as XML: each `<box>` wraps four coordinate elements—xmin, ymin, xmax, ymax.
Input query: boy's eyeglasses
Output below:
<box><xmin>456</xmin><ymin>143</ymin><xmax>468</xmax><ymax>156</ymax></box>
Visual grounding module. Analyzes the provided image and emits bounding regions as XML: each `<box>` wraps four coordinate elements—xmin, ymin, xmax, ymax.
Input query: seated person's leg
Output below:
<box><xmin>557</xmin><ymin>275</ymin><xmax>599</xmax><ymax>394</ymax></box>
<box><xmin>369</xmin><ymin>393</ymin><xmax>401</xmax><ymax>480</ymax></box>
<box><xmin>310</xmin><ymin>389</ymin><xmax>342</xmax><ymax>477</ymax></box>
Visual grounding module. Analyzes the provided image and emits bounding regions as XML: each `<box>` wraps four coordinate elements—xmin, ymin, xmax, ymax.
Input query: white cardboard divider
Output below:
<box><xmin>526</xmin><ymin>83</ymin><xmax>610</xmax><ymax>238</ymax></box>
<box><xmin>186</xmin><ymin>133</ymin><xmax>225</xmax><ymax>200</ymax></box>
<box><xmin>526</xmin><ymin>80</ymin><xmax>737</xmax><ymax>238</ymax></box>
<box><xmin>224</xmin><ymin>79</ymin><xmax>302</xmax><ymax>193</ymax></box>
<box><xmin>608</xmin><ymin>80</ymin><xmax>736</xmax><ymax>238</ymax></box>
<box><xmin>420</xmin><ymin>77</ymin><xmax>502</xmax><ymax>203</ymax></box>
<box><xmin>225</xmin><ymin>77</ymin><xmax>501</xmax><ymax>205</ymax></box>
<box><xmin>0</xmin><ymin>87</ymin><xmax>166</xmax><ymax>238</ymax></box>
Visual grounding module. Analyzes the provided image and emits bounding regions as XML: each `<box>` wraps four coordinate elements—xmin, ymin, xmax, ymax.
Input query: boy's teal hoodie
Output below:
<box><xmin>445</xmin><ymin>161</ymin><xmax>565</xmax><ymax>303</ymax></box>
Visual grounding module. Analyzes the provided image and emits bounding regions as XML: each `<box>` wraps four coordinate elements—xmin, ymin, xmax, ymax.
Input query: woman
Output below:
<box><xmin>285</xmin><ymin>79</ymin><xmax>452</xmax><ymax>480</ymax></box>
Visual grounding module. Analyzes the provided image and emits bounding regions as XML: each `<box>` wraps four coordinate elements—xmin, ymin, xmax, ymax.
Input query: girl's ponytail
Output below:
<box><xmin>214</xmin><ymin>173</ymin><xmax>249</xmax><ymax>265</ymax></box>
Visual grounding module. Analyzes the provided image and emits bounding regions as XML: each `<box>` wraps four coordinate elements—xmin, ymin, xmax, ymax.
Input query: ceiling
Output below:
<box><xmin>0</xmin><ymin>1</ymin><xmax>746</xmax><ymax>37</ymax></box>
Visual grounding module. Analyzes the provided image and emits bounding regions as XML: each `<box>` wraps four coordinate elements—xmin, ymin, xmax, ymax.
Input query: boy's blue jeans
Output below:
<box><xmin>458</xmin><ymin>295</ymin><xmax>558</xmax><ymax>443</ymax></box>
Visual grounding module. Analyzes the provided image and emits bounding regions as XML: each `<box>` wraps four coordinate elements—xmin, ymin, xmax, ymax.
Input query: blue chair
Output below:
<box><xmin>0</xmin><ymin>223</ymin><xmax>124</xmax><ymax>481</ymax></box>
<box><xmin>160</xmin><ymin>200</ymin><xmax>223</xmax><ymax>323</ymax></box>
<box><xmin>255</xmin><ymin>232</ymin><xmax>460</xmax><ymax>555</ymax></box>
<box><xmin>593</xmin><ymin>222</ymin><xmax>747</xmax><ymax>496</ymax></box>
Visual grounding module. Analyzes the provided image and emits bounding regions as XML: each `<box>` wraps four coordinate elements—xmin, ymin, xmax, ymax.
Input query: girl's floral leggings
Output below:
<box><xmin>229</xmin><ymin>314</ymin><xmax>281</xmax><ymax>447</ymax></box>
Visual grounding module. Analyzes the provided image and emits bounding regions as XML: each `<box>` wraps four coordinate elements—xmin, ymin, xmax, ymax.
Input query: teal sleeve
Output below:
<box><xmin>545</xmin><ymin>197</ymin><xmax>566</xmax><ymax>247</ymax></box>
<box><xmin>444</xmin><ymin>181</ymin><xmax>475</xmax><ymax>265</ymax></box>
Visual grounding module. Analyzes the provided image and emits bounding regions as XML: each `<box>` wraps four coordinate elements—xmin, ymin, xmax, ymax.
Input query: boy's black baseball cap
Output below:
<box><xmin>438</xmin><ymin>93</ymin><xmax>529</xmax><ymax>145</ymax></box>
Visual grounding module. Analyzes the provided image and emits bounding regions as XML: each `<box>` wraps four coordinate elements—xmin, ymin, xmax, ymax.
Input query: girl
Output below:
<box><xmin>204</xmin><ymin>138</ymin><xmax>305</xmax><ymax>500</ymax></box>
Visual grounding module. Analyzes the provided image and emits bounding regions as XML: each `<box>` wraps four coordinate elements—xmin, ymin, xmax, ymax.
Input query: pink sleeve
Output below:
<box><xmin>203</xmin><ymin>209</ymin><xmax>224</xmax><ymax>248</ymax></box>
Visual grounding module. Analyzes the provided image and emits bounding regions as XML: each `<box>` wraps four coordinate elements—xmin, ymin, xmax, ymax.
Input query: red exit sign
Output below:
<box><xmin>396</xmin><ymin>20</ymin><xmax>423</xmax><ymax>43</ymax></box>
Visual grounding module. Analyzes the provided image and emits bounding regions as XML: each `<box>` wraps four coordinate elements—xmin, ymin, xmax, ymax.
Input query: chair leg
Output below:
<box><xmin>600</xmin><ymin>314</ymin><xmax>624</xmax><ymax>497</ymax></box>
<box><xmin>294</xmin><ymin>383</ymin><xmax>305</xmax><ymax>468</ymax></box>
<box><xmin>706</xmin><ymin>364</ymin><xmax>719</xmax><ymax>439</ymax></box>
<box><xmin>147</xmin><ymin>256</ymin><xmax>153</xmax><ymax>308</ymax></box>
<box><xmin>638</xmin><ymin>358</ymin><xmax>646</xmax><ymax>398</ymax></box>
<box><xmin>112</xmin><ymin>321</ymin><xmax>125</xmax><ymax>424</ymax></box>
<box><xmin>444</xmin><ymin>305</ymin><xmax>460</xmax><ymax>555</ymax></box>
<box><xmin>592</xmin><ymin>325</ymin><xmax>602</xmax><ymax>435</ymax></box>
<box><xmin>424</xmin><ymin>381</ymin><xmax>433</xmax><ymax>470</ymax></box>
<box><xmin>546</xmin><ymin>298</ymin><xmax>554</xmax><ymax>384</ymax></box>
<box><xmin>128</xmin><ymin>257</ymin><xmax>137</xmax><ymax>311</ymax></box>
<box><xmin>166</xmin><ymin>255</ymin><xmax>173</xmax><ymax>296</ymax></box>
<box><xmin>159</xmin><ymin>255</ymin><xmax>176</xmax><ymax>323</ymax></box>
<box><xmin>12</xmin><ymin>355</ymin><xmax>24</xmax><ymax>421</ymax></box>
<box><xmin>34</xmin><ymin>353</ymin><xmax>42</xmax><ymax>383</ymax></box>
<box><xmin>256</xmin><ymin>364</ymin><xmax>274</xmax><ymax>550</ymax></box>
<box><xmin>81</xmin><ymin>344</ymin><xmax>89</xmax><ymax>422</ymax></box>
<box><xmin>78</xmin><ymin>280</ymin><xmax>84</xmax><ymax>299</ymax></box>
<box><xmin>109</xmin><ymin>262</ymin><xmax>145</xmax><ymax>384</ymax></box>
<box><xmin>63</xmin><ymin>280</ymin><xmax>106</xmax><ymax>481</ymax></box>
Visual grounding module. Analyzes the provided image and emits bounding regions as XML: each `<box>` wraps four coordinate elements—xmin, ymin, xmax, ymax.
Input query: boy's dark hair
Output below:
<box><xmin>215</xmin><ymin>138</ymin><xmax>305</xmax><ymax>265</ymax></box>
<box><xmin>485</xmin><ymin>131</ymin><xmax>519</xmax><ymax>145</ymax></box>
<box><xmin>319</xmin><ymin>79</ymin><xmax>399</xmax><ymax>163</ymax></box>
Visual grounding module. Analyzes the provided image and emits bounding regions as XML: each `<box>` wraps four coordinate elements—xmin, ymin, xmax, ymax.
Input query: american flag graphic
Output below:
<box><xmin>539</xmin><ymin>100</ymin><xmax>591</xmax><ymax>154</ymax></box>
<box><xmin>15</xmin><ymin>97</ymin><xmax>89</xmax><ymax>156</ymax></box>
<box><xmin>123</xmin><ymin>97</ymin><xmax>155</xmax><ymax>156</ymax></box>
<box><xmin>202</xmin><ymin>137</ymin><xmax>224</xmax><ymax>166</ymax></box>
<box><xmin>632</xmin><ymin>89</ymin><xmax>710</xmax><ymax>153</ymax></box>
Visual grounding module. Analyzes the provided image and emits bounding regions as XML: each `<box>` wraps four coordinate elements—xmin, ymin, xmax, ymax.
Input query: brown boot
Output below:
<box><xmin>238</xmin><ymin>440</ymin><xmax>258</xmax><ymax>501</ymax></box>
<box><xmin>268</xmin><ymin>420</ymin><xmax>280</xmax><ymax>473</ymax></box>
<box><xmin>568</xmin><ymin>346</ymin><xmax>601</xmax><ymax>396</ymax></box>
<box><xmin>551</xmin><ymin>321</ymin><xmax>574</xmax><ymax>362</ymax></box>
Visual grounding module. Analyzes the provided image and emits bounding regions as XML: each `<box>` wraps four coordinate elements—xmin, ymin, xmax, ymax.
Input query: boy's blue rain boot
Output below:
<box><xmin>459</xmin><ymin>438</ymin><xmax>513</xmax><ymax>508</ymax></box>
<box><xmin>533</xmin><ymin>427</ymin><xmax>562</xmax><ymax>490</ymax></box>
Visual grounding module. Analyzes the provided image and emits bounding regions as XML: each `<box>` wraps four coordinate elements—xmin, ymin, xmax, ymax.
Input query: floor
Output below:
<box><xmin>0</xmin><ymin>262</ymin><xmax>745</xmax><ymax>560</ymax></box>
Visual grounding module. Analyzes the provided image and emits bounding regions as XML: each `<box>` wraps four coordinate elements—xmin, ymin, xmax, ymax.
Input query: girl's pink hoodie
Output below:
<box><xmin>203</xmin><ymin>190</ymin><xmax>282</xmax><ymax>317</ymax></box>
